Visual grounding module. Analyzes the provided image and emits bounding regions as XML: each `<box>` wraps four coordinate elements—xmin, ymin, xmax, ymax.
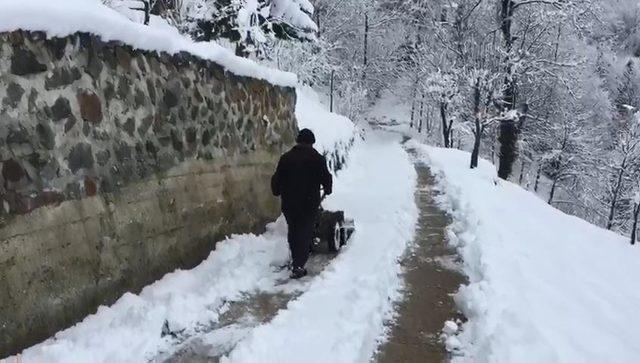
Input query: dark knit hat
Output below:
<box><xmin>296</xmin><ymin>128</ymin><xmax>316</xmax><ymax>144</ymax></box>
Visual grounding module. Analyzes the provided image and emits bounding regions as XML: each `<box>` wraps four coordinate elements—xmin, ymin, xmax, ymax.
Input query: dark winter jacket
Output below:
<box><xmin>271</xmin><ymin>144</ymin><xmax>333</xmax><ymax>213</ymax></box>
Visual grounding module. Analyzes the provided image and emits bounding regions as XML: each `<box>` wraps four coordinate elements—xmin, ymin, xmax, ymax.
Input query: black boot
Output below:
<box><xmin>290</xmin><ymin>266</ymin><xmax>308</xmax><ymax>279</ymax></box>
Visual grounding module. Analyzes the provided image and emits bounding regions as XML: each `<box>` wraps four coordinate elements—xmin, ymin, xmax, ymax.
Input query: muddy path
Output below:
<box><xmin>375</xmin><ymin>159</ymin><xmax>467</xmax><ymax>362</ymax></box>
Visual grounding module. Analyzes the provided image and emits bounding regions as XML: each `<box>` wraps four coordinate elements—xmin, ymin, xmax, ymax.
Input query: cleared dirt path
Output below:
<box><xmin>376</xmin><ymin>159</ymin><xmax>466</xmax><ymax>362</ymax></box>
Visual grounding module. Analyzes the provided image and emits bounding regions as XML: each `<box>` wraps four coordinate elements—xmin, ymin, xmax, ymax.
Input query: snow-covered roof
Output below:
<box><xmin>0</xmin><ymin>0</ymin><xmax>297</xmax><ymax>87</ymax></box>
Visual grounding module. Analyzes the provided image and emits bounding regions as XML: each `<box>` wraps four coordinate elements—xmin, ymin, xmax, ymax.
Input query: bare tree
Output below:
<box><xmin>631</xmin><ymin>189</ymin><xmax>640</xmax><ymax>245</ymax></box>
<box><xmin>604</xmin><ymin>116</ymin><xmax>640</xmax><ymax>230</ymax></box>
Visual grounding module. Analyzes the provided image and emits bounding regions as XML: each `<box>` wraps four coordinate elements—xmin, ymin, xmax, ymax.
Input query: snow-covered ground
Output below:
<box><xmin>5</xmin><ymin>89</ymin><xmax>419</xmax><ymax>362</ymax></box>
<box><xmin>225</xmin><ymin>131</ymin><xmax>417</xmax><ymax>362</ymax></box>
<box><xmin>9</xmin><ymin>224</ymin><xmax>293</xmax><ymax>362</ymax></box>
<box><xmin>410</xmin><ymin>142</ymin><xmax>640</xmax><ymax>362</ymax></box>
<box><xmin>0</xmin><ymin>0</ymin><xmax>296</xmax><ymax>86</ymax></box>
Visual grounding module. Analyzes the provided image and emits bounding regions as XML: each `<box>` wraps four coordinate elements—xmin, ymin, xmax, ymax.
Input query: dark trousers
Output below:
<box><xmin>283</xmin><ymin>209</ymin><xmax>317</xmax><ymax>268</ymax></box>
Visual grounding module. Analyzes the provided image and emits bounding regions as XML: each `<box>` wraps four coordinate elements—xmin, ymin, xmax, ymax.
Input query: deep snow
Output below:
<box><xmin>5</xmin><ymin>90</ymin><xmax>419</xmax><ymax>362</ymax></box>
<box><xmin>0</xmin><ymin>0</ymin><xmax>296</xmax><ymax>87</ymax></box>
<box><xmin>410</xmin><ymin>142</ymin><xmax>640</xmax><ymax>363</ymax></box>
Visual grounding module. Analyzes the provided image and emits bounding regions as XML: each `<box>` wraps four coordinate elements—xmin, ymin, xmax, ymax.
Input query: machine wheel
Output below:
<box><xmin>327</xmin><ymin>222</ymin><xmax>344</xmax><ymax>252</ymax></box>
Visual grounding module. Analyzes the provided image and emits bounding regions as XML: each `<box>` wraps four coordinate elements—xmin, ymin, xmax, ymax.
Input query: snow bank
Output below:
<box><xmin>225</xmin><ymin>131</ymin><xmax>418</xmax><ymax>362</ymax></box>
<box><xmin>0</xmin><ymin>0</ymin><xmax>296</xmax><ymax>87</ymax></box>
<box><xmin>295</xmin><ymin>86</ymin><xmax>356</xmax><ymax>165</ymax></box>
<box><xmin>9</xmin><ymin>221</ymin><xmax>291</xmax><ymax>362</ymax></box>
<box><xmin>409</xmin><ymin>142</ymin><xmax>640</xmax><ymax>362</ymax></box>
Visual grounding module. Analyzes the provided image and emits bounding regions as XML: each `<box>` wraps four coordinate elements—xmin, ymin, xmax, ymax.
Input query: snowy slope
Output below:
<box><xmin>409</xmin><ymin>142</ymin><xmax>640</xmax><ymax>363</ymax></box>
<box><xmin>0</xmin><ymin>0</ymin><xmax>296</xmax><ymax>86</ymax></box>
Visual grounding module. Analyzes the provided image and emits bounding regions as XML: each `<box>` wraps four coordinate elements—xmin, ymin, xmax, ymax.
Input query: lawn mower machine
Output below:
<box><xmin>312</xmin><ymin>204</ymin><xmax>355</xmax><ymax>253</ymax></box>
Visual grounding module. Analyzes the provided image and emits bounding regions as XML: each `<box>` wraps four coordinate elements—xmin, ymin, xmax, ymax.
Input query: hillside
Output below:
<box><xmin>409</xmin><ymin>141</ymin><xmax>640</xmax><ymax>362</ymax></box>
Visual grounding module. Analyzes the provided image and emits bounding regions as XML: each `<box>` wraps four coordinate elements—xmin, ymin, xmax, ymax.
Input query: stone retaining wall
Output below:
<box><xmin>0</xmin><ymin>30</ymin><xmax>296</xmax><ymax>356</ymax></box>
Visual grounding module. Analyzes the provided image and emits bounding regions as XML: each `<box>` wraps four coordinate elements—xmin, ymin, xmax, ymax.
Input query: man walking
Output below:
<box><xmin>271</xmin><ymin>129</ymin><xmax>333</xmax><ymax>279</ymax></box>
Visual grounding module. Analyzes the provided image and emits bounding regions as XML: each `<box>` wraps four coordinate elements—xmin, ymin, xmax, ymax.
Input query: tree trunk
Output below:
<box><xmin>470</xmin><ymin>78</ymin><xmax>482</xmax><ymax>169</ymax></box>
<box><xmin>235</xmin><ymin>43</ymin><xmax>249</xmax><ymax>58</ymax></box>
<box><xmin>497</xmin><ymin>0</ymin><xmax>519</xmax><ymax>180</ymax></box>
<box><xmin>631</xmin><ymin>202</ymin><xmax>639</xmax><ymax>245</ymax></box>
<box><xmin>141</xmin><ymin>1</ymin><xmax>150</xmax><ymax>25</ymax></box>
<box><xmin>363</xmin><ymin>13</ymin><xmax>369</xmax><ymax>69</ymax></box>
<box><xmin>519</xmin><ymin>161</ymin><xmax>526</xmax><ymax>185</ymax></box>
<box><xmin>440</xmin><ymin>103</ymin><xmax>450</xmax><ymax>148</ymax></box>
<box><xmin>498</xmin><ymin>120</ymin><xmax>518</xmax><ymax>179</ymax></box>
<box><xmin>448</xmin><ymin>121</ymin><xmax>454</xmax><ymax>146</ymax></box>
<box><xmin>606</xmin><ymin>163</ymin><xmax>626</xmax><ymax>230</ymax></box>
<box><xmin>151</xmin><ymin>0</ymin><xmax>175</xmax><ymax>15</ymax></box>
<box><xmin>329</xmin><ymin>70</ymin><xmax>334</xmax><ymax>113</ymax></box>
<box><xmin>548</xmin><ymin>177</ymin><xmax>558</xmax><ymax>204</ymax></box>
<box><xmin>491</xmin><ymin>134</ymin><xmax>496</xmax><ymax>163</ymax></box>
<box><xmin>471</xmin><ymin>125</ymin><xmax>481</xmax><ymax>168</ymax></box>
<box><xmin>534</xmin><ymin>165</ymin><xmax>542</xmax><ymax>192</ymax></box>
<box><xmin>418</xmin><ymin>97</ymin><xmax>424</xmax><ymax>133</ymax></box>
<box><xmin>548</xmin><ymin>151</ymin><xmax>564</xmax><ymax>204</ymax></box>
<box><xmin>410</xmin><ymin>97</ymin><xmax>415</xmax><ymax>128</ymax></box>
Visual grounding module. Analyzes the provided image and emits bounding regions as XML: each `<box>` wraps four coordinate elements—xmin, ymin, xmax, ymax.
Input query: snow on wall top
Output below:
<box><xmin>0</xmin><ymin>0</ymin><xmax>298</xmax><ymax>88</ymax></box>
<box><xmin>296</xmin><ymin>86</ymin><xmax>355</xmax><ymax>156</ymax></box>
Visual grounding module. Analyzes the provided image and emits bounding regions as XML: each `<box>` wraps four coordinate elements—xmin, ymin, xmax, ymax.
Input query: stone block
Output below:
<box><xmin>3</xmin><ymin>82</ymin><xmax>24</xmax><ymax>108</ymax></box>
<box><xmin>10</xmin><ymin>47</ymin><xmax>47</xmax><ymax>75</ymax></box>
<box><xmin>77</xmin><ymin>90</ymin><xmax>102</xmax><ymax>124</ymax></box>
<box><xmin>51</xmin><ymin>97</ymin><xmax>72</xmax><ymax>121</ymax></box>
<box><xmin>67</xmin><ymin>142</ymin><xmax>94</xmax><ymax>173</ymax></box>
